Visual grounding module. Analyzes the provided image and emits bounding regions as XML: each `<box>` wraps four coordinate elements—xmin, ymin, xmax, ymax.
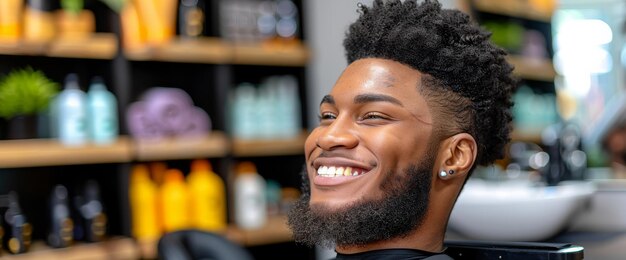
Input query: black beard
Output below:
<box><xmin>287</xmin><ymin>161</ymin><xmax>433</xmax><ymax>249</ymax></box>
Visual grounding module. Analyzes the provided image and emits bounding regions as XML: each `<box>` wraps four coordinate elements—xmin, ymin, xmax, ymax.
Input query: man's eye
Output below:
<box><xmin>361</xmin><ymin>112</ymin><xmax>388</xmax><ymax>121</ymax></box>
<box><xmin>318</xmin><ymin>112</ymin><xmax>337</xmax><ymax>121</ymax></box>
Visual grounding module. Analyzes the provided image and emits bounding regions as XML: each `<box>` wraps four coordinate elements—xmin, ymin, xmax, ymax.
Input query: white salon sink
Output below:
<box><xmin>448</xmin><ymin>179</ymin><xmax>595</xmax><ymax>241</ymax></box>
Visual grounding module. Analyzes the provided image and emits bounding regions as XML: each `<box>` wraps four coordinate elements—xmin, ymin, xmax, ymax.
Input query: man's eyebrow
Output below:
<box><xmin>354</xmin><ymin>93</ymin><xmax>403</xmax><ymax>106</ymax></box>
<box><xmin>320</xmin><ymin>95</ymin><xmax>335</xmax><ymax>105</ymax></box>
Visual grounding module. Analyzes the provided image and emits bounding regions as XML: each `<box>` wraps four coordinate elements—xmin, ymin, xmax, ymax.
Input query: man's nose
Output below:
<box><xmin>316</xmin><ymin>117</ymin><xmax>358</xmax><ymax>150</ymax></box>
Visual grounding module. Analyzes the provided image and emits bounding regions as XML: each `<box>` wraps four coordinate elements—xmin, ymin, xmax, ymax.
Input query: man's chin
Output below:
<box><xmin>308</xmin><ymin>198</ymin><xmax>358</xmax><ymax>212</ymax></box>
<box><xmin>288</xmin><ymin>163</ymin><xmax>433</xmax><ymax>248</ymax></box>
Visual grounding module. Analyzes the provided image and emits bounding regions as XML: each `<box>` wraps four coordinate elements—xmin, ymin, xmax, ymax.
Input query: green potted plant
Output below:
<box><xmin>0</xmin><ymin>68</ymin><xmax>59</xmax><ymax>139</ymax></box>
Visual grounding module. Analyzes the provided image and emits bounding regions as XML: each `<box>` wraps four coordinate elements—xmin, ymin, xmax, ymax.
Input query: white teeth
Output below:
<box><xmin>336</xmin><ymin>167</ymin><xmax>344</xmax><ymax>176</ymax></box>
<box><xmin>328</xmin><ymin>166</ymin><xmax>336</xmax><ymax>176</ymax></box>
<box><xmin>316</xmin><ymin>166</ymin><xmax>366</xmax><ymax>177</ymax></box>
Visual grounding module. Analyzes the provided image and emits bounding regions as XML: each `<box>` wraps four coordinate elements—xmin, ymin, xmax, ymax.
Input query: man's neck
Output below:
<box><xmin>334</xmin><ymin>227</ymin><xmax>445</xmax><ymax>254</ymax></box>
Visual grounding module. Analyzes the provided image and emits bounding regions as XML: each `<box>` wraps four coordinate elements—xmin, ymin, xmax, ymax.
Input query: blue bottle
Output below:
<box><xmin>87</xmin><ymin>77</ymin><xmax>118</xmax><ymax>144</ymax></box>
<box><xmin>56</xmin><ymin>74</ymin><xmax>88</xmax><ymax>146</ymax></box>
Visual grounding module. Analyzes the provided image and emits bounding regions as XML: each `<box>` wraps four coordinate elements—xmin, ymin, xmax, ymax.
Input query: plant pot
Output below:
<box><xmin>7</xmin><ymin>115</ymin><xmax>39</xmax><ymax>139</ymax></box>
<box><xmin>0</xmin><ymin>117</ymin><xmax>7</xmax><ymax>139</ymax></box>
<box><xmin>56</xmin><ymin>9</ymin><xmax>95</xmax><ymax>39</ymax></box>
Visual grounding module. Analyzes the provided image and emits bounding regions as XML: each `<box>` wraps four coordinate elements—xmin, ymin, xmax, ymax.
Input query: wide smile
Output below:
<box><xmin>311</xmin><ymin>157</ymin><xmax>375</xmax><ymax>186</ymax></box>
<box><xmin>316</xmin><ymin>165</ymin><xmax>367</xmax><ymax>177</ymax></box>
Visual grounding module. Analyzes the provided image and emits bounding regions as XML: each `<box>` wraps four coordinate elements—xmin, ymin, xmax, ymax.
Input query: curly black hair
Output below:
<box><xmin>344</xmin><ymin>0</ymin><xmax>516</xmax><ymax>166</ymax></box>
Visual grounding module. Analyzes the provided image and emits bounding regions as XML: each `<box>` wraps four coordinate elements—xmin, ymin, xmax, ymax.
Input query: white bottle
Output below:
<box><xmin>56</xmin><ymin>74</ymin><xmax>88</xmax><ymax>146</ymax></box>
<box><xmin>234</xmin><ymin>162</ymin><xmax>267</xmax><ymax>230</ymax></box>
<box><xmin>87</xmin><ymin>77</ymin><xmax>119</xmax><ymax>145</ymax></box>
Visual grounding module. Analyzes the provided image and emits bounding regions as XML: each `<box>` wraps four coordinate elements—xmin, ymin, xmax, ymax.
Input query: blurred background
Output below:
<box><xmin>0</xmin><ymin>0</ymin><xmax>624</xmax><ymax>259</ymax></box>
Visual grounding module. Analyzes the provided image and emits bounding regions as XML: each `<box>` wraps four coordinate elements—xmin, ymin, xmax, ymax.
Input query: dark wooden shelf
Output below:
<box><xmin>0</xmin><ymin>33</ymin><xmax>118</xmax><ymax>60</ymax></box>
<box><xmin>0</xmin><ymin>137</ymin><xmax>132</xmax><ymax>168</ymax></box>
<box><xmin>1</xmin><ymin>237</ymin><xmax>140</xmax><ymax>260</ymax></box>
<box><xmin>133</xmin><ymin>132</ymin><xmax>230</xmax><ymax>161</ymax></box>
<box><xmin>0</xmin><ymin>131</ymin><xmax>312</xmax><ymax>168</ymax></box>
<box><xmin>124</xmin><ymin>37</ymin><xmax>310</xmax><ymax>66</ymax></box>
<box><xmin>508</xmin><ymin>55</ymin><xmax>556</xmax><ymax>81</ymax></box>
<box><xmin>472</xmin><ymin>0</ymin><xmax>554</xmax><ymax>22</ymax></box>
<box><xmin>233</xmin><ymin>131</ymin><xmax>308</xmax><ymax>157</ymax></box>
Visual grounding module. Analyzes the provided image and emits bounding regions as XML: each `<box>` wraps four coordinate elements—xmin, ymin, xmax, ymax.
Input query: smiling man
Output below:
<box><xmin>287</xmin><ymin>0</ymin><xmax>515</xmax><ymax>259</ymax></box>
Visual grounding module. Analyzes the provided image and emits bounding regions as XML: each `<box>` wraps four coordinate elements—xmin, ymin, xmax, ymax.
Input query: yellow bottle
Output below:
<box><xmin>159</xmin><ymin>169</ymin><xmax>189</xmax><ymax>232</ymax></box>
<box><xmin>187</xmin><ymin>159</ymin><xmax>227</xmax><ymax>231</ymax></box>
<box><xmin>134</xmin><ymin>0</ymin><xmax>176</xmax><ymax>46</ymax></box>
<box><xmin>120</xmin><ymin>2</ymin><xmax>146</xmax><ymax>50</ymax></box>
<box><xmin>129</xmin><ymin>164</ymin><xmax>160</xmax><ymax>241</ymax></box>
<box><xmin>0</xmin><ymin>0</ymin><xmax>24</xmax><ymax>42</ymax></box>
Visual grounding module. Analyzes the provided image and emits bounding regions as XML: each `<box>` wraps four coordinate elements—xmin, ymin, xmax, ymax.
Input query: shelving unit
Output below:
<box><xmin>0</xmin><ymin>214</ymin><xmax>292</xmax><ymax>260</ymax></box>
<box><xmin>0</xmin><ymin>2</ymin><xmax>310</xmax><ymax>259</ymax></box>
<box><xmin>465</xmin><ymin>0</ymin><xmax>557</xmax><ymax>144</ymax></box>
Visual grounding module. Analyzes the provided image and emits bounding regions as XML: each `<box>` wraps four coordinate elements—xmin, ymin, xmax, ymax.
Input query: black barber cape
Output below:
<box><xmin>334</xmin><ymin>248</ymin><xmax>454</xmax><ymax>259</ymax></box>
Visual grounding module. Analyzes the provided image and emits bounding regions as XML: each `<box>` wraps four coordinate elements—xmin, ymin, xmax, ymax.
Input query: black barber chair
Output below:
<box><xmin>158</xmin><ymin>230</ymin><xmax>585</xmax><ymax>260</ymax></box>
<box><xmin>444</xmin><ymin>240</ymin><xmax>585</xmax><ymax>260</ymax></box>
<box><xmin>157</xmin><ymin>230</ymin><xmax>254</xmax><ymax>260</ymax></box>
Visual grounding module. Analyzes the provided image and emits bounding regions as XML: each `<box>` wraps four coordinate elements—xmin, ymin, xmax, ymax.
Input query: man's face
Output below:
<box><xmin>304</xmin><ymin>58</ymin><xmax>435</xmax><ymax>209</ymax></box>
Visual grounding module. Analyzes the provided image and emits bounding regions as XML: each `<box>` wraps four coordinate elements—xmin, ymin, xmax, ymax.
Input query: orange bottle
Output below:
<box><xmin>159</xmin><ymin>169</ymin><xmax>189</xmax><ymax>232</ymax></box>
<box><xmin>187</xmin><ymin>159</ymin><xmax>227</xmax><ymax>231</ymax></box>
<box><xmin>0</xmin><ymin>0</ymin><xmax>24</xmax><ymax>42</ymax></box>
<box><xmin>129</xmin><ymin>164</ymin><xmax>160</xmax><ymax>241</ymax></box>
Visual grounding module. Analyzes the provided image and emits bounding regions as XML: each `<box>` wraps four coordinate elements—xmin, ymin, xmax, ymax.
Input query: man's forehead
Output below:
<box><xmin>364</xmin><ymin>65</ymin><xmax>397</xmax><ymax>88</ymax></box>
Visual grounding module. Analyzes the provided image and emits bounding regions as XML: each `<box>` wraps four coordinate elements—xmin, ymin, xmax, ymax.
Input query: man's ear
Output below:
<box><xmin>436</xmin><ymin>133</ymin><xmax>477</xmax><ymax>181</ymax></box>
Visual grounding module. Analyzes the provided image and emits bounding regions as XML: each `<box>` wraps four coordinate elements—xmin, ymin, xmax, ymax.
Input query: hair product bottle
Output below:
<box><xmin>47</xmin><ymin>185</ymin><xmax>74</xmax><ymax>248</ymax></box>
<box><xmin>234</xmin><ymin>161</ymin><xmax>267</xmax><ymax>230</ymax></box>
<box><xmin>187</xmin><ymin>159</ymin><xmax>226</xmax><ymax>231</ymax></box>
<box><xmin>4</xmin><ymin>192</ymin><xmax>32</xmax><ymax>254</ymax></box>
<box><xmin>129</xmin><ymin>164</ymin><xmax>160</xmax><ymax>241</ymax></box>
<box><xmin>0</xmin><ymin>0</ymin><xmax>24</xmax><ymax>42</ymax></box>
<box><xmin>178</xmin><ymin>0</ymin><xmax>205</xmax><ymax>38</ymax></box>
<box><xmin>159</xmin><ymin>169</ymin><xmax>189</xmax><ymax>232</ymax></box>
<box><xmin>87</xmin><ymin>76</ymin><xmax>119</xmax><ymax>145</ymax></box>
<box><xmin>23</xmin><ymin>0</ymin><xmax>56</xmax><ymax>44</ymax></box>
<box><xmin>76</xmin><ymin>180</ymin><xmax>107</xmax><ymax>242</ymax></box>
<box><xmin>56</xmin><ymin>73</ymin><xmax>88</xmax><ymax>146</ymax></box>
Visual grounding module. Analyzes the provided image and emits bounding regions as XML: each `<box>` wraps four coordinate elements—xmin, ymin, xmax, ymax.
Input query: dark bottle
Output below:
<box><xmin>74</xmin><ymin>180</ymin><xmax>107</xmax><ymax>242</ymax></box>
<box><xmin>179</xmin><ymin>0</ymin><xmax>205</xmax><ymax>37</ymax></box>
<box><xmin>4</xmin><ymin>192</ymin><xmax>32</xmax><ymax>254</ymax></box>
<box><xmin>48</xmin><ymin>185</ymin><xmax>73</xmax><ymax>248</ymax></box>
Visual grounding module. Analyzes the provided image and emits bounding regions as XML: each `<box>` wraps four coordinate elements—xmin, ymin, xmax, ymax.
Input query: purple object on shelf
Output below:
<box><xmin>125</xmin><ymin>87</ymin><xmax>211</xmax><ymax>139</ymax></box>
